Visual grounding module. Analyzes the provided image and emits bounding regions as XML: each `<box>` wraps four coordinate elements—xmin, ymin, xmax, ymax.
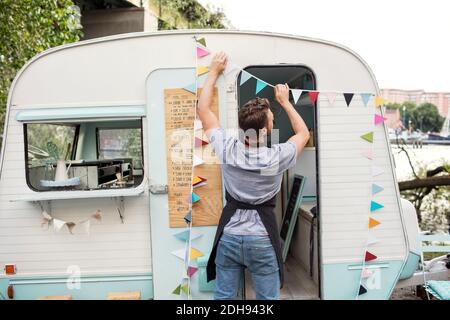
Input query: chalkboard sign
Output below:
<box><xmin>280</xmin><ymin>174</ymin><xmax>306</xmax><ymax>262</ymax></box>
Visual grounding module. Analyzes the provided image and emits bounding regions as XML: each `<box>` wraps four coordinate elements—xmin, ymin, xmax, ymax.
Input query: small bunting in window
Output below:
<box><xmin>196</xmin><ymin>37</ymin><xmax>207</xmax><ymax>47</ymax></box>
<box><xmin>369</xmin><ymin>217</ymin><xmax>381</xmax><ymax>228</ymax></box>
<box><xmin>372</xmin><ymin>183</ymin><xmax>384</xmax><ymax>195</ymax></box>
<box><xmin>184</xmin><ymin>211</ymin><xmax>192</xmax><ymax>224</ymax></box>
<box><xmin>343</xmin><ymin>93</ymin><xmax>354</xmax><ymax>107</ymax></box>
<box><xmin>196</xmin><ymin>46</ymin><xmax>210</xmax><ymax>58</ymax></box>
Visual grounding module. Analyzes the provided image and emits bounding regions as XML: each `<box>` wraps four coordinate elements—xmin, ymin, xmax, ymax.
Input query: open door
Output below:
<box><xmin>237</xmin><ymin>66</ymin><xmax>321</xmax><ymax>300</ymax></box>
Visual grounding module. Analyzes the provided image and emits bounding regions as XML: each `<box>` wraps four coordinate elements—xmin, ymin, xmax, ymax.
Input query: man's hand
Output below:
<box><xmin>274</xmin><ymin>83</ymin><xmax>290</xmax><ymax>106</ymax></box>
<box><xmin>209</xmin><ymin>52</ymin><xmax>227</xmax><ymax>77</ymax></box>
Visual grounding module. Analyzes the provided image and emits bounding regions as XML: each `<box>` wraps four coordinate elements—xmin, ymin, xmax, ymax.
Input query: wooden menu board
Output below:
<box><xmin>164</xmin><ymin>88</ymin><xmax>222</xmax><ymax>227</ymax></box>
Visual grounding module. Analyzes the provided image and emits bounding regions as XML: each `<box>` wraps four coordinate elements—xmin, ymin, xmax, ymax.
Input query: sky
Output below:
<box><xmin>198</xmin><ymin>0</ymin><xmax>450</xmax><ymax>92</ymax></box>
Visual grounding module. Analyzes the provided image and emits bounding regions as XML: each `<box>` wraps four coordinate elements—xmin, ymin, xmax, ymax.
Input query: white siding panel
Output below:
<box><xmin>319</xmin><ymin>100</ymin><xmax>407</xmax><ymax>264</ymax></box>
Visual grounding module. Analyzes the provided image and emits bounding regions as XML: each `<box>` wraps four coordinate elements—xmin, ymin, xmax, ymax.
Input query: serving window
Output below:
<box><xmin>25</xmin><ymin>119</ymin><xmax>144</xmax><ymax>191</ymax></box>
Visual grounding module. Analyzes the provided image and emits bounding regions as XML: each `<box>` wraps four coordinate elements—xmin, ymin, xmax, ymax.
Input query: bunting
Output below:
<box><xmin>360</xmin><ymin>132</ymin><xmax>374</xmax><ymax>143</ymax></box>
<box><xmin>361</xmin><ymin>93</ymin><xmax>372</xmax><ymax>107</ymax></box>
<box><xmin>343</xmin><ymin>93</ymin><xmax>354</xmax><ymax>107</ymax></box>
<box><xmin>196</xmin><ymin>46</ymin><xmax>210</xmax><ymax>58</ymax></box>
<box><xmin>292</xmin><ymin>89</ymin><xmax>302</xmax><ymax>104</ymax></box>
<box><xmin>255</xmin><ymin>79</ymin><xmax>267</xmax><ymax>94</ymax></box>
<box><xmin>41</xmin><ymin>210</ymin><xmax>102</xmax><ymax>234</ymax></box>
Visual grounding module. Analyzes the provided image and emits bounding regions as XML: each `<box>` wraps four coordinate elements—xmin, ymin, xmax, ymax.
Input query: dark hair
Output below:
<box><xmin>238</xmin><ymin>97</ymin><xmax>270</xmax><ymax>138</ymax></box>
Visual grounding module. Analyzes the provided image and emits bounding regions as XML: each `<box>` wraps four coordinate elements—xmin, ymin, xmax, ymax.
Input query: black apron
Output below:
<box><xmin>206</xmin><ymin>190</ymin><xmax>284</xmax><ymax>288</ymax></box>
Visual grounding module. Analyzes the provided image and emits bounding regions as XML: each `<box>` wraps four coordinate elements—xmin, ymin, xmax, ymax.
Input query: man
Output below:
<box><xmin>197</xmin><ymin>52</ymin><xmax>310</xmax><ymax>300</ymax></box>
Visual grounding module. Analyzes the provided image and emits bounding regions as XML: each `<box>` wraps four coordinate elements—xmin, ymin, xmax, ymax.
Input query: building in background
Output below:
<box><xmin>73</xmin><ymin>0</ymin><xmax>229</xmax><ymax>40</ymax></box>
<box><xmin>381</xmin><ymin>88</ymin><xmax>450</xmax><ymax>118</ymax></box>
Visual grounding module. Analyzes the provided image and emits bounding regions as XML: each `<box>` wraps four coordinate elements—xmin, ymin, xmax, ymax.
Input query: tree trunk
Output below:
<box><xmin>398</xmin><ymin>176</ymin><xmax>450</xmax><ymax>191</ymax></box>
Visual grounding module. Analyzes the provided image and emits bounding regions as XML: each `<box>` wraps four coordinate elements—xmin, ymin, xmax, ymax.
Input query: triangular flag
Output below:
<box><xmin>370</xmin><ymin>201</ymin><xmax>384</xmax><ymax>212</ymax></box>
<box><xmin>181</xmin><ymin>284</ymin><xmax>189</xmax><ymax>295</ymax></box>
<box><xmin>361</xmin><ymin>269</ymin><xmax>373</xmax><ymax>279</ymax></box>
<box><xmin>193</xmin><ymin>182</ymin><xmax>207</xmax><ymax>189</ymax></box>
<box><xmin>184</xmin><ymin>211</ymin><xmax>192</xmax><ymax>224</ymax></box>
<box><xmin>372</xmin><ymin>184</ymin><xmax>384</xmax><ymax>195</ymax></box>
<box><xmin>188</xmin><ymin>266</ymin><xmax>198</xmax><ymax>277</ymax></box>
<box><xmin>193</xmin><ymin>155</ymin><xmax>204</xmax><ymax>167</ymax></box>
<box><xmin>369</xmin><ymin>217</ymin><xmax>381</xmax><ymax>228</ymax></box>
<box><xmin>192</xmin><ymin>193</ymin><xmax>200</xmax><ymax>204</ymax></box>
<box><xmin>361</xmin><ymin>149</ymin><xmax>373</xmax><ymax>160</ymax></box>
<box><xmin>308</xmin><ymin>91</ymin><xmax>319</xmax><ymax>106</ymax></box>
<box><xmin>174</xmin><ymin>229</ymin><xmax>203</xmax><ymax>242</ymax></box>
<box><xmin>53</xmin><ymin>219</ymin><xmax>66</xmax><ymax>232</ymax></box>
<box><xmin>194</xmin><ymin>119</ymin><xmax>203</xmax><ymax>130</ymax></box>
<box><xmin>365</xmin><ymin>251</ymin><xmax>377</xmax><ymax>262</ymax></box>
<box><xmin>42</xmin><ymin>210</ymin><xmax>52</xmax><ymax>220</ymax></box>
<box><xmin>190</xmin><ymin>247</ymin><xmax>204</xmax><ymax>260</ymax></box>
<box><xmin>197</xmin><ymin>66</ymin><xmax>209</xmax><ymax>76</ymax></box>
<box><xmin>240</xmin><ymin>70</ymin><xmax>252</xmax><ymax>85</ymax></box>
<box><xmin>195</xmin><ymin>137</ymin><xmax>208</xmax><ymax>147</ymax></box>
<box><xmin>358</xmin><ymin>284</ymin><xmax>368</xmax><ymax>295</ymax></box>
<box><xmin>361</xmin><ymin>93</ymin><xmax>372</xmax><ymax>107</ymax></box>
<box><xmin>372</xmin><ymin>166</ymin><xmax>383</xmax><ymax>177</ymax></box>
<box><xmin>196</xmin><ymin>37</ymin><xmax>206</xmax><ymax>47</ymax></box>
<box><xmin>374</xmin><ymin>114</ymin><xmax>387</xmax><ymax>125</ymax></box>
<box><xmin>183</xmin><ymin>83</ymin><xmax>196</xmax><ymax>94</ymax></box>
<box><xmin>360</xmin><ymin>132</ymin><xmax>373</xmax><ymax>143</ymax></box>
<box><xmin>325</xmin><ymin>92</ymin><xmax>337</xmax><ymax>105</ymax></box>
<box><xmin>255</xmin><ymin>79</ymin><xmax>267</xmax><ymax>94</ymax></box>
<box><xmin>172</xmin><ymin>284</ymin><xmax>181</xmax><ymax>295</ymax></box>
<box><xmin>375</xmin><ymin>96</ymin><xmax>385</xmax><ymax>107</ymax></box>
<box><xmin>343</xmin><ymin>93</ymin><xmax>354</xmax><ymax>107</ymax></box>
<box><xmin>196</xmin><ymin>46</ymin><xmax>210</xmax><ymax>58</ymax></box>
<box><xmin>193</xmin><ymin>175</ymin><xmax>207</xmax><ymax>186</ymax></box>
<box><xmin>367</xmin><ymin>235</ymin><xmax>379</xmax><ymax>246</ymax></box>
<box><xmin>171</xmin><ymin>249</ymin><xmax>186</xmax><ymax>260</ymax></box>
<box><xmin>292</xmin><ymin>89</ymin><xmax>302</xmax><ymax>104</ymax></box>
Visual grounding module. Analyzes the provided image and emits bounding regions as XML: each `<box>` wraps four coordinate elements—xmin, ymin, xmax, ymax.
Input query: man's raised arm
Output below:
<box><xmin>197</xmin><ymin>52</ymin><xmax>227</xmax><ymax>135</ymax></box>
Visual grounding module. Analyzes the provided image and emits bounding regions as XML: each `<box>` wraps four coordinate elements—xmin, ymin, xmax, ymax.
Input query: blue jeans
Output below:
<box><xmin>214</xmin><ymin>233</ymin><xmax>280</xmax><ymax>300</ymax></box>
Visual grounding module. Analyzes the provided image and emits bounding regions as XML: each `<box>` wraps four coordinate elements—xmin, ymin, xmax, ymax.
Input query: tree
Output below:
<box><xmin>0</xmin><ymin>0</ymin><xmax>83</xmax><ymax>146</ymax></box>
<box><xmin>386</xmin><ymin>101</ymin><xmax>444</xmax><ymax>132</ymax></box>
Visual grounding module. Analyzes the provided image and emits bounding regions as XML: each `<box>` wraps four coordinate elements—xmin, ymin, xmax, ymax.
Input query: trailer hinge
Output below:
<box><xmin>149</xmin><ymin>184</ymin><xmax>168</xmax><ymax>194</ymax></box>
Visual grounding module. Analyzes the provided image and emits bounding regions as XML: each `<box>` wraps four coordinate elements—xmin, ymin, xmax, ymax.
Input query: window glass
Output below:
<box><xmin>237</xmin><ymin>65</ymin><xmax>316</xmax><ymax>144</ymax></box>
<box><xmin>25</xmin><ymin>120</ymin><xmax>144</xmax><ymax>191</ymax></box>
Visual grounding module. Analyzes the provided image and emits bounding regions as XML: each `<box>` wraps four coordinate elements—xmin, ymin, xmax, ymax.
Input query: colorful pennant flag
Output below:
<box><xmin>173</xmin><ymin>229</ymin><xmax>203</xmax><ymax>242</ymax></box>
<box><xmin>369</xmin><ymin>217</ymin><xmax>381</xmax><ymax>228</ymax></box>
<box><xmin>190</xmin><ymin>247</ymin><xmax>204</xmax><ymax>259</ymax></box>
<box><xmin>196</xmin><ymin>37</ymin><xmax>207</xmax><ymax>47</ymax></box>
<box><xmin>292</xmin><ymin>89</ymin><xmax>302</xmax><ymax>104</ymax></box>
<box><xmin>308</xmin><ymin>91</ymin><xmax>319</xmax><ymax>106</ymax></box>
<box><xmin>181</xmin><ymin>284</ymin><xmax>189</xmax><ymax>295</ymax></box>
<box><xmin>172</xmin><ymin>284</ymin><xmax>181</xmax><ymax>295</ymax></box>
<box><xmin>374</xmin><ymin>114</ymin><xmax>387</xmax><ymax>125</ymax></box>
<box><xmin>255</xmin><ymin>79</ymin><xmax>267</xmax><ymax>94</ymax></box>
<box><xmin>361</xmin><ymin>93</ymin><xmax>372</xmax><ymax>107</ymax></box>
<box><xmin>188</xmin><ymin>266</ymin><xmax>198</xmax><ymax>278</ymax></box>
<box><xmin>372</xmin><ymin>166</ymin><xmax>383</xmax><ymax>177</ymax></box>
<box><xmin>192</xmin><ymin>193</ymin><xmax>201</xmax><ymax>204</ymax></box>
<box><xmin>375</xmin><ymin>96</ymin><xmax>385</xmax><ymax>107</ymax></box>
<box><xmin>171</xmin><ymin>247</ymin><xmax>203</xmax><ymax>261</ymax></box>
<box><xmin>358</xmin><ymin>284</ymin><xmax>368</xmax><ymax>295</ymax></box>
<box><xmin>183</xmin><ymin>83</ymin><xmax>196</xmax><ymax>94</ymax></box>
<box><xmin>193</xmin><ymin>155</ymin><xmax>204</xmax><ymax>167</ymax></box>
<box><xmin>193</xmin><ymin>182</ymin><xmax>207</xmax><ymax>189</ymax></box>
<box><xmin>196</xmin><ymin>46</ymin><xmax>210</xmax><ymax>58</ymax></box>
<box><xmin>343</xmin><ymin>93</ymin><xmax>354</xmax><ymax>107</ymax></box>
<box><xmin>197</xmin><ymin>66</ymin><xmax>209</xmax><ymax>76</ymax></box>
<box><xmin>184</xmin><ymin>211</ymin><xmax>192</xmax><ymax>224</ymax></box>
<box><xmin>370</xmin><ymin>201</ymin><xmax>384</xmax><ymax>212</ymax></box>
<box><xmin>372</xmin><ymin>183</ymin><xmax>384</xmax><ymax>195</ymax></box>
<box><xmin>195</xmin><ymin>137</ymin><xmax>208</xmax><ymax>147</ymax></box>
<box><xmin>360</xmin><ymin>132</ymin><xmax>374</xmax><ymax>143</ymax></box>
<box><xmin>361</xmin><ymin>149</ymin><xmax>373</xmax><ymax>160</ymax></box>
<box><xmin>193</xmin><ymin>175</ymin><xmax>207</xmax><ymax>186</ymax></box>
<box><xmin>365</xmin><ymin>251</ymin><xmax>377</xmax><ymax>262</ymax></box>
<box><xmin>240</xmin><ymin>70</ymin><xmax>252</xmax><ymax>85</ymax></box>
<box><xmin>325</xmin><ymin>92</ymin><xmax>337</xmax><ymax>105</ymax></box>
